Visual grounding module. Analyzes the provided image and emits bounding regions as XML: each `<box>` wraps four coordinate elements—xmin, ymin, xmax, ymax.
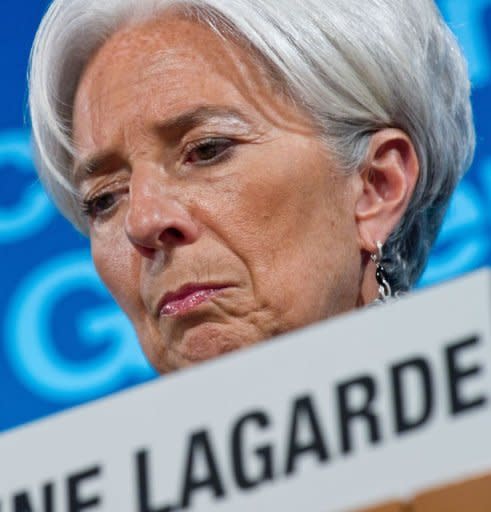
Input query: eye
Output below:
<box><xmin>81</xmin><ymin>191</ymin><xmax>119</xmax><ymax>219</ymax></box>
<box><xmin>185</xmin><ymin>138</ymin><xmax>234</xmax><ymax>165</ymax></box>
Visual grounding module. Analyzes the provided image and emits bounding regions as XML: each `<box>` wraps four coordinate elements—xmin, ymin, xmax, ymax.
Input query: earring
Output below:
<box><xmin>370</xmin><ymin>241</ymin><xmax>392</xmax><ymax>302</ymax></box>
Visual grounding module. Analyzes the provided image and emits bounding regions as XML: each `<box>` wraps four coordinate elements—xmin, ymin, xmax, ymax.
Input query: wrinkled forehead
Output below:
<box><xmin>74</xmin><ymin>16</ymin><xmax>245</xmax><ymax>114</ymax></box>
<box><xmin>72</xmin><ymin>13</ymin><xmax>316</xmax><ymax>161</ymax></box>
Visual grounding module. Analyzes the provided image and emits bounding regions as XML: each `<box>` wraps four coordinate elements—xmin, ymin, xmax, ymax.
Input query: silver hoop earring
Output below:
<box><xmin>370</xmin><ymin>241</ymin><xmax>392</xmax><ymax>302</ymax></box>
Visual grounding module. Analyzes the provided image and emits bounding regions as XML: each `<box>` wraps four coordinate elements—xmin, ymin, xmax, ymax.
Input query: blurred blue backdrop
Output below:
<box><xmin>1</xmin><ymin>1</ymin><xmax>490</xmax><ymax>433</ymax></box>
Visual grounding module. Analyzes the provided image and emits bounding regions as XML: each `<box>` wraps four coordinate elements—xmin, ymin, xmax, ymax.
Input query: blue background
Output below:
<box><xmin>1</xmin><ymin>1</ymin><xmax>490</xmax><ymax>433</ymax></box>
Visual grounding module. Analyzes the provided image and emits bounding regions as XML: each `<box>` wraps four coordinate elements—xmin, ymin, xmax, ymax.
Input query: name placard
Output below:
<box><xmin>1</xmin><ymin>270</ymin><xmax>490</xmax><ymax>512</ymax></box>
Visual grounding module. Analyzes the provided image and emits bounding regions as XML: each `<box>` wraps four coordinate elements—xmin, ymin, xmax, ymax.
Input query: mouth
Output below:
<box><xmin>157</xmin><ymin>283</ymin><xmax>232</xmax><ymax>317</ymax></box>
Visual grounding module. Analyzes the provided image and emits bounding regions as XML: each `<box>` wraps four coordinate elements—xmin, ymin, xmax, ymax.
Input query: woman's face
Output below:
<box><xmin>72</xmin><ymin>15</ymin><xmax>364</xmax><ymax>373</ymax></box>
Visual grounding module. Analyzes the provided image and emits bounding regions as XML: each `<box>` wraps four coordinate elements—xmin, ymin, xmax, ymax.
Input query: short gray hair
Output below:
<box><xmin>29</xmin><ymin>0</ymin><xmax>475</xmax><ymax>291</ymax></box>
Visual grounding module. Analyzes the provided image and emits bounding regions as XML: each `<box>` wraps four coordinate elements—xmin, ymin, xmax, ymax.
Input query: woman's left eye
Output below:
<box><xmin>185</xmin><ymin>138</ymin><xmax>234</xmax><ymax>164</ymax></box>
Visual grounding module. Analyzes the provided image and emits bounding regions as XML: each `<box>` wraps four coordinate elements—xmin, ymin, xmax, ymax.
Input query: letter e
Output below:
<box><xmin>446</xmin><ymin>336</ymin><xmax>488</xmax><ymax>415</ymax></box>
<box><xmin>67</xmin><ymin>466</ymin><xmax>102</xmax><ymax>511</ymax></box>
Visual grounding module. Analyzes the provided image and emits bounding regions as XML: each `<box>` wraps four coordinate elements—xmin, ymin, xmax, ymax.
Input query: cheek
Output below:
<box><xmin>90</xmin><ymin>228</ymin><xmax>142</xmax><ymax>316</ymax></box>
<box><xmin>195</xmin><ymin>153</ymin><xmax>305</xmax><ymax>260</ymax></box>
<box><xmin>196</xmin><ymin>146</ymin><xmax>346</xmax><ymax>316</ymax></box>
<box><xmin>207</xmin><ymin>150</ymin><xmax>359</xmax><ymax>320</ymax></box>
<box><xmin>206</xmin><ymin>143</ymin><xmax>349</xmax><ymax>272</ymax></box>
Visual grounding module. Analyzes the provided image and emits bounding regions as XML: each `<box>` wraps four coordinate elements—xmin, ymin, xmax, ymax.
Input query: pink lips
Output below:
<box><xmin>158</xmin><ymin>284</ymin><xmax>229</xmax><ymax>317</ymax></box>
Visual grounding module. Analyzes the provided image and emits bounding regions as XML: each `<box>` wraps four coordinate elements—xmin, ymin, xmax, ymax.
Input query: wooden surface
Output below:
<box><xmin>357</xmin><ymin>474</ymin><xmax>491</xmax><ymax>512</ymax></box>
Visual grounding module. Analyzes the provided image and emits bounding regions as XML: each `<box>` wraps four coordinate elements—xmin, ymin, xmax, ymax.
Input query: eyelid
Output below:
<box><xmin>81</xmin><ymin>190</ymin><xmax>127</xmax><ymax>220</ymax></box>
<box><xmin>185</xmin><ymin>136</ymin><xmax>233</xmax><ymax>151</ymax></box>
<box><xmin>82</xmin><ymin>175</ymin><xmax>129</xmax><ymax>201</ymax></box>
<box><xmin>183</xmin><ymin>136</ymin><xmax>236</xmax><ymax>165</ymax></box>
<box><xmin>81</xmin><ymin>178</ymin><xmax>129</xmax><ymax>220</ymax></box>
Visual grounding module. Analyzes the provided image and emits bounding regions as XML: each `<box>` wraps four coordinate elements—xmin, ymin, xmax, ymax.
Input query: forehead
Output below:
<box><xmin>74</xmin><ymin>16</ymin><xmax>270</xmax><ymax>130</ymax></box>
<box><xmin>81</xmin><ymin>15</ymin><xmax>243</xmax><ymax>85</ymax></box>
<box><xmin>72</xmin><ymin>13</ymin><xmax>317</xmax><ymax>172</ymax></box>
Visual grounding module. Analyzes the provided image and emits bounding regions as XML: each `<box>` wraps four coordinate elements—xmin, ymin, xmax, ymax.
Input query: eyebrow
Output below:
<box><xmin>73</xmin><ymin>105</ymin><xmax>252</xmax><ymax>185</ymax></box>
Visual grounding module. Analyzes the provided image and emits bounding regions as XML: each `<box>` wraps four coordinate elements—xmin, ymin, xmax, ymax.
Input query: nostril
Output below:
<box><xmin>164</xmin><ymin>227</ymin><xmax>185</xmax><ymax>242</ymax></box>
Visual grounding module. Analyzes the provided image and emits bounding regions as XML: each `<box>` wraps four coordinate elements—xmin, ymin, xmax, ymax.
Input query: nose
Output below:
<box><xmin>124</xmin><ymin>167</ymin><xmax>200</xmax><ymax>257</ymax></box>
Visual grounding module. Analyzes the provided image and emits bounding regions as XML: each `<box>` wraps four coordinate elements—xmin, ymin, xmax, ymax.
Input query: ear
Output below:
<box><xmin>355</xmin><ymin>129</ymin><xmax>419</xmax><ymax>254</ymax></box>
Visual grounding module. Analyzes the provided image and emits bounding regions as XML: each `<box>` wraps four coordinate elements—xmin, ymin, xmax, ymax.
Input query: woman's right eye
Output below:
<box><xmin>81</xmin><ymin>192</ymin><xmax>118</xmax><ymax>220</ymax></box>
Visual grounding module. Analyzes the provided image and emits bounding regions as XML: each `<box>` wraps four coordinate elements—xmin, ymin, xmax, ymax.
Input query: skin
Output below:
<box><xmin>72</xmin><ymin>14</ymin><xmax>419</xmax><ymax>373</ymax></box>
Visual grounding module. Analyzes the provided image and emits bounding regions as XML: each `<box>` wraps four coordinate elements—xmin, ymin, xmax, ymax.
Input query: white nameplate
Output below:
<box><xmin>1</xmin><ymin>269</ymin><xmax>490</xmax><ymax>512</ymax></box>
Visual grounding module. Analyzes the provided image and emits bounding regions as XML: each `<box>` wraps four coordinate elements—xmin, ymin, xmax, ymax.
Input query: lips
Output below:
<box><xmin>158</xmin><ymin>283</ymin><xmax>230</xmax><ymax>317</ymax></box>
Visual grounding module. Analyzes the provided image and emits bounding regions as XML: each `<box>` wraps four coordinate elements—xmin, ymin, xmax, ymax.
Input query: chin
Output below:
<box><xmin>161</xmin><ymin>321</ymin><xmax>262</xmax><ymax>371</ymax></box>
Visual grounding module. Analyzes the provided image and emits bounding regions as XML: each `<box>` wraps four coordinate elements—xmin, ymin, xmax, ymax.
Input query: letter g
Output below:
<box><xmin>5</xmin><ymin>251</ymin><xmax>154</xmax><ymax>402</ymax></box>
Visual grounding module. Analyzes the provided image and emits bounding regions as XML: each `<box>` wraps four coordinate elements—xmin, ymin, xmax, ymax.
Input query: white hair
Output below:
<box><xmin>29</xmin><ymin>0</ymin><xmax>475</xmax><ymax>291</ymax></box>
